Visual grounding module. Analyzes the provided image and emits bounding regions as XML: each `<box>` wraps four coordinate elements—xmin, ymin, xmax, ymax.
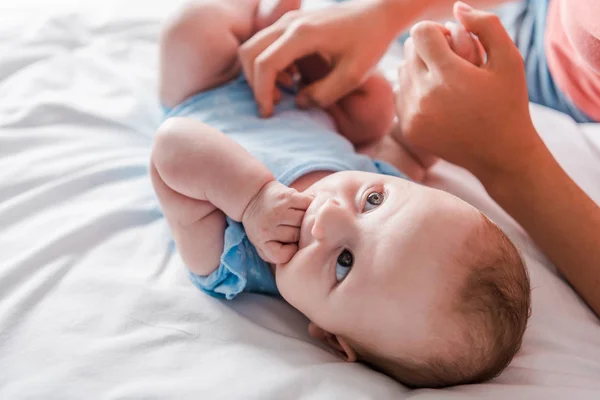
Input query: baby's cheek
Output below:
<box><xmin>276</xmin><ymin>255</ymin><xmax>317</xmax><ymax>310</ymax></box>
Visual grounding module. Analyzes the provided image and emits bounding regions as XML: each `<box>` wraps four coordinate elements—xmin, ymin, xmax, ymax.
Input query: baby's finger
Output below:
<box><xmin>275</xmin><ymin>226</ymin><xmax>301</xmax><ymax>243</ymax></box>
<box><xmin>410</xmin><ymin>21</ymin><xmax>457</xmax><ymax>72</ymax></box>
<box><xmin>444</xmin><ymin>21</ymin><xmax>482</xmax><ymax>66</ymax></box>
<box><xmin>264</xmin><ymin>242</ymin><xmax>298</xmax><ymax>264</ymax></box>
<box><xmin>256</xmin><ymin>246</ymin><xmax>269</xmax><ymax>263</ymax></box>
<box><xmin>290</xmin><ymin>192</ymin><xmax>313</xmax><ymax>210</ymax></box>
<box><xmin>281</xmin><ymin>209</ymin><xmax>305</xmax><ymax>227</ymax></box>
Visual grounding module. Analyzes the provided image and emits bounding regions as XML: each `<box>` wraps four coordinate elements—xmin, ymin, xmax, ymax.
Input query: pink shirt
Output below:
<box><xmin>545</xmin><ymin>0</ymin><xmax>600</xmax><ymax>121</ymax></box>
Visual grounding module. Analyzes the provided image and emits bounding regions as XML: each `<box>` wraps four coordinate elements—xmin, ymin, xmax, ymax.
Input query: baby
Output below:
<box><xmin>151</xmin><ymin>0</ymin><xmax>531</xmax><ymax>389</ymax></box>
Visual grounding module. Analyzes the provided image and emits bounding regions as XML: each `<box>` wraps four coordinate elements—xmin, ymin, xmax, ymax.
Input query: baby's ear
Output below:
<box><xmin>308</xmin><ymin>322</ymin><xmax>357</xmax><ymax>362</ymax></box>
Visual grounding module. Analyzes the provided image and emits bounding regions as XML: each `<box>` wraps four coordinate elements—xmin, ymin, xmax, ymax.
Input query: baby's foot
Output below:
<box><xmin>254</xmin><ymin>0</ymin><xmax>301</xmax><ymax>32</ymax></box>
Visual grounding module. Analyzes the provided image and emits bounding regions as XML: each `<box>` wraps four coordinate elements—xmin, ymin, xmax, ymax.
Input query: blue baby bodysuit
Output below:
<box><xmin>164</xmin><ymin>75</ymin><xmax>407</xmax><ymax>299</ymax></box>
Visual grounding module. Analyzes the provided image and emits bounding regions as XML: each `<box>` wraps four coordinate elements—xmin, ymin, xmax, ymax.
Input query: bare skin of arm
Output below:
<box><xmin>387</xmin><ymin>0</ymin><xmax>513</xmax><ymax>22</ymax></box>
<box><xmin>396</xmin><ymin>6</ymin><xmax>600</xmax><ymax>317</ymax></box>
<box><xmin>155</xmin><ymin>0</ymin><xmax>314</xmax><ymax>275</ymax></box>
<box><xmin>484</xmin><ymin>132</ymin><xmax>600</xmax><ymax>316</ymax></box>
<box><xmin>238</xmin><ymin>0</ymin><xmax>514</xmax><ymax>116</ymax></box>
<box><xmin>151</xmin><ymin>118</ymin><xmax>274</xmax><ymax>276</ymax></box>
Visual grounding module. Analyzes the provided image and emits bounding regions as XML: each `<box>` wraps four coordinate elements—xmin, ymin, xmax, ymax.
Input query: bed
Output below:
<box><xmin>1</xmin><ymin>0</ymin><xmax>600</xmax><ymax>398</ymax></box>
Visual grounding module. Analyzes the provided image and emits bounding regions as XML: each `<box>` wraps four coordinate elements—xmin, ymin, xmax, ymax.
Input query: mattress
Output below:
<box><xmin>1</xmin><ymin>0</ymin><xmax>600</xmax><ymax>398</ymax></box>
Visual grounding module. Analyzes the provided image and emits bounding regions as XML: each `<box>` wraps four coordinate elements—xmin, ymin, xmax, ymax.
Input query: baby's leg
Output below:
<box><xmin>160</xmin><ymin>0</ymin><xmax>300</xmax><ymax>109</ymax></box>
<box><xmin>160</xmin><ymin>0</ymin><xmax>259</xmax><ymax>108</ymax></box>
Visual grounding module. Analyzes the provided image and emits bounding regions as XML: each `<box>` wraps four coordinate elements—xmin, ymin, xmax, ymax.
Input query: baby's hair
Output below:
<box><xmin>352</xmin><ymin>213</ymin><xmax>531</xmax><ymax>388</ymax></box>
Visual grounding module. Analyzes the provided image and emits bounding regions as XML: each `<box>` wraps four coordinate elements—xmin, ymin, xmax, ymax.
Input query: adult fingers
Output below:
<box><xmin>444</xmin><ymin>21</ymin><xmax>484</xmax><ymax>66</ymax></box>
<box><xmin>453</xmin><ymin>2</ymin><xmax>520</xmax><ymax>69</ymax></box>
<box><xmin>239</xmin><ymin>26</ymin><xmax>284</xmax><ymax>92</ymax></box>
<box><xmin>276</xmin><ymin>70</ymin><xmax>294</xmax><ymax>88</ymax></box>
<box><xmin>410</xmin><ymin>21</ymin><xmax>459</xmax><ymax>72</ymax></box>
<box><xmin>253</xmin><ymin>24</ymin><xmax>320</xmax><ymax>116</ymax></box>
<box><xmin>296</xmin><ymin>59</ymin><xmax>367</xmax><ymax>109</ymax></box>
<box><xmin>403</xmin><ymin>37</ymin><xmax>427</xmax><ymax>72</ymax></box>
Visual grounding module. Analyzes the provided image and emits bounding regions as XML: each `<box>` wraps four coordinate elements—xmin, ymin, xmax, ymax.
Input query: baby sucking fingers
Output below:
<box><xmin>264</xmin><ymin>241</ymin><xmax>298</xmax><ymax>264</ymax></box>
<box><xmin>280</xmin><ymin>209</ymin><xmax>305</xmax><ymax>227</ymax></box>
<box><xmin>290</xmin><ymin>192</ymin><xmax>313</xmax><ymax>210</ymax></box>
<box><xmin>275</xmin><ymin>225</ymin><xmax>301</xmax><ymax>243</ymax></box>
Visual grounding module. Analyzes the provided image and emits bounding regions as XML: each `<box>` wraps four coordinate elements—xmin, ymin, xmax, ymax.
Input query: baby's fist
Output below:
<box><xmin>444</xmin><ymin>21</ymin><xmax>484</xmax><ymax>66</ymax></box>
<box><xmin>242</xmin><ymin>180</ymin><xmax>313</xmax><ymax>264</ymax></box>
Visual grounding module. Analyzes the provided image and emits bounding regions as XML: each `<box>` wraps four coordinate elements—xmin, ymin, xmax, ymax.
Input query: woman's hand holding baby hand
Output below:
<box><xmin>394</xmin><ymin>3</ymin><xmax>541</xmax><ymax>184</ymax></box>
<box><xmin>242</xmin><ymin>180</ymin><xmax>313</xmax><ymax>264</ymax></box>
<box><xmin>239</xmin><ymin>0</ymin><xmax>404</xmax><ymax>117</ymax></box>
<box><xmin>390</xmin><ymin>19</ymin><xmax>482</xmax><ymax>171</ymax></box>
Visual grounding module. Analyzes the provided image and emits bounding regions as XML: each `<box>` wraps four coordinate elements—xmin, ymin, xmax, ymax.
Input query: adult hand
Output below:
<box><xmin>239</xmin><ymin>0</ymin><xmax>408</xmax><ymax>117</ymax></box>
<box><xmin>395</xmin><ymin>2</ymin><xmax>541</xmax><ymax>182</ymax></box>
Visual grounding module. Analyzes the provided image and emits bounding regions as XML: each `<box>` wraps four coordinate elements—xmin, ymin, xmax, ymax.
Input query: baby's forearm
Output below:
<box><xmin>152</xmin><ymin>117</ymin><xmax>274</xmax><ymax>222</ymax></box>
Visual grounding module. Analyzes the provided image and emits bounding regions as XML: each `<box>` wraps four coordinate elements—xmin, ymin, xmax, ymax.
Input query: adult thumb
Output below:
<box><xmin>297</xmin><ymin>61</ymin><xmax>364</xmax><ymax>109</ymax></box>
<box><xmin>453</xmin><ymin>2</ymin><xmax>517</xmax><ymax>68</ymax></box>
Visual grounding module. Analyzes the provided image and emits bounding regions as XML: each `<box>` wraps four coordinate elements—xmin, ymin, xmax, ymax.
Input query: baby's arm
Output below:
<box><xmin>151</xmin><ymin>118</ymin><xmax>311</xmax><ymax>275</ymax></box>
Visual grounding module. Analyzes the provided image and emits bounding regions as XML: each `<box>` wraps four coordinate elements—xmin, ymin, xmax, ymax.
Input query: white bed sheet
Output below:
<box><xmin>1</xmin><ymin>1</ymin><xmax>599</xmax><ymax>399</ymax></box>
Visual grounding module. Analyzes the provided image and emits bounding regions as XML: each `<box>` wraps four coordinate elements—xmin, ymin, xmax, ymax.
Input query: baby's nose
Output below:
<box><xmin>311</xmin><ymin>198</ymin><xmax>353</xmax><ymax>242</ymax></box>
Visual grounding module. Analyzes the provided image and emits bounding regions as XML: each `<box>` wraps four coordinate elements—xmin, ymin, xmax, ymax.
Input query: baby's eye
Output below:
<box><xmin>336</xmin><ymin>249</ymin><xmax>354</xmax><ymax>282</ymax></box>
<box><xmin>363</xmin><ymin>191</ymin><xmax>384</xmax><ymax>212</ymax></box>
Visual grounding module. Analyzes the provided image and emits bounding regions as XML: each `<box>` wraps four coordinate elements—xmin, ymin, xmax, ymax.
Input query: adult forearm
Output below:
<box><xmin>379</xmin><ymin>0</ymin><xmax>513</xmax><ymax>31</ymax></box>
<box><xmin>153</xmin><ymin>117</ymin><xmax>274</xmax><ymax>221</ymax></box>
<box><xmin>482</xmin><ymin>144</ymin><xmax>600</xmax><ymax>317</ymax></box>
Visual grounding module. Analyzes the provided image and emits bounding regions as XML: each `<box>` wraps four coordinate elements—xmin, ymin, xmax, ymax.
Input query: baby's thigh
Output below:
<box><xmin>160</xmin><ymin>0</ymin><xmax>258</xmax><ymax>107</ymax></box>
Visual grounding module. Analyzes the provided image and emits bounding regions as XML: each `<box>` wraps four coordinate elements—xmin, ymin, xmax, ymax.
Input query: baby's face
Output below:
<box><xmin>275</xmin><ymin>171</ymin><xmax>480</xmax><ymax>355</ymax></box>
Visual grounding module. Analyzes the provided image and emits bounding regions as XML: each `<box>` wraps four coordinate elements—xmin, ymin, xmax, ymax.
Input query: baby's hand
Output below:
<box><xmin>242</xmin><ymin>180</ymin><xmax>313</xmax><ymax>264</ymax></box>
<box><xmin>391</xmin><ymin>22</ymin><xmax>483</xmax><ymax>172</ymax></box>
<box><xmin>444</xmin><ymin>21</ymin><xmax>484</xmax><ymax>66</ymax></box>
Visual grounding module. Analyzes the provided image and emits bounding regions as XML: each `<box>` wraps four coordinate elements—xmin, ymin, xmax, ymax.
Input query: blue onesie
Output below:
<box><xmin>164</xmin><ymin>75</ymin><xmax>407</xmax><ymax>299</ymax></box>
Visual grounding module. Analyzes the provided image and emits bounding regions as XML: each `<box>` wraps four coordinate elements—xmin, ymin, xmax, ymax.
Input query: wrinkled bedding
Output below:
<box><xmin>1</xmin><ymin>1</ymin><xmax>600</xmax><ymax>398</ymax></box>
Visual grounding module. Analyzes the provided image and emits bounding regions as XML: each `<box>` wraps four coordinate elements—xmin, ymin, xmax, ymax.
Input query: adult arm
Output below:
<box><xmin>395</xmin><ymin>4</ymin><xmax>600</xmax><ymax>316</ymax></box>
<box><xmin>238</xmin><ymin>0</ymin><xmax>512</xmax><ymax>117</ymax></box>
<box><xmin>486</xmin><ymin>135</ymin><xmax>600</xmax><ymax>316</ymax></box>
